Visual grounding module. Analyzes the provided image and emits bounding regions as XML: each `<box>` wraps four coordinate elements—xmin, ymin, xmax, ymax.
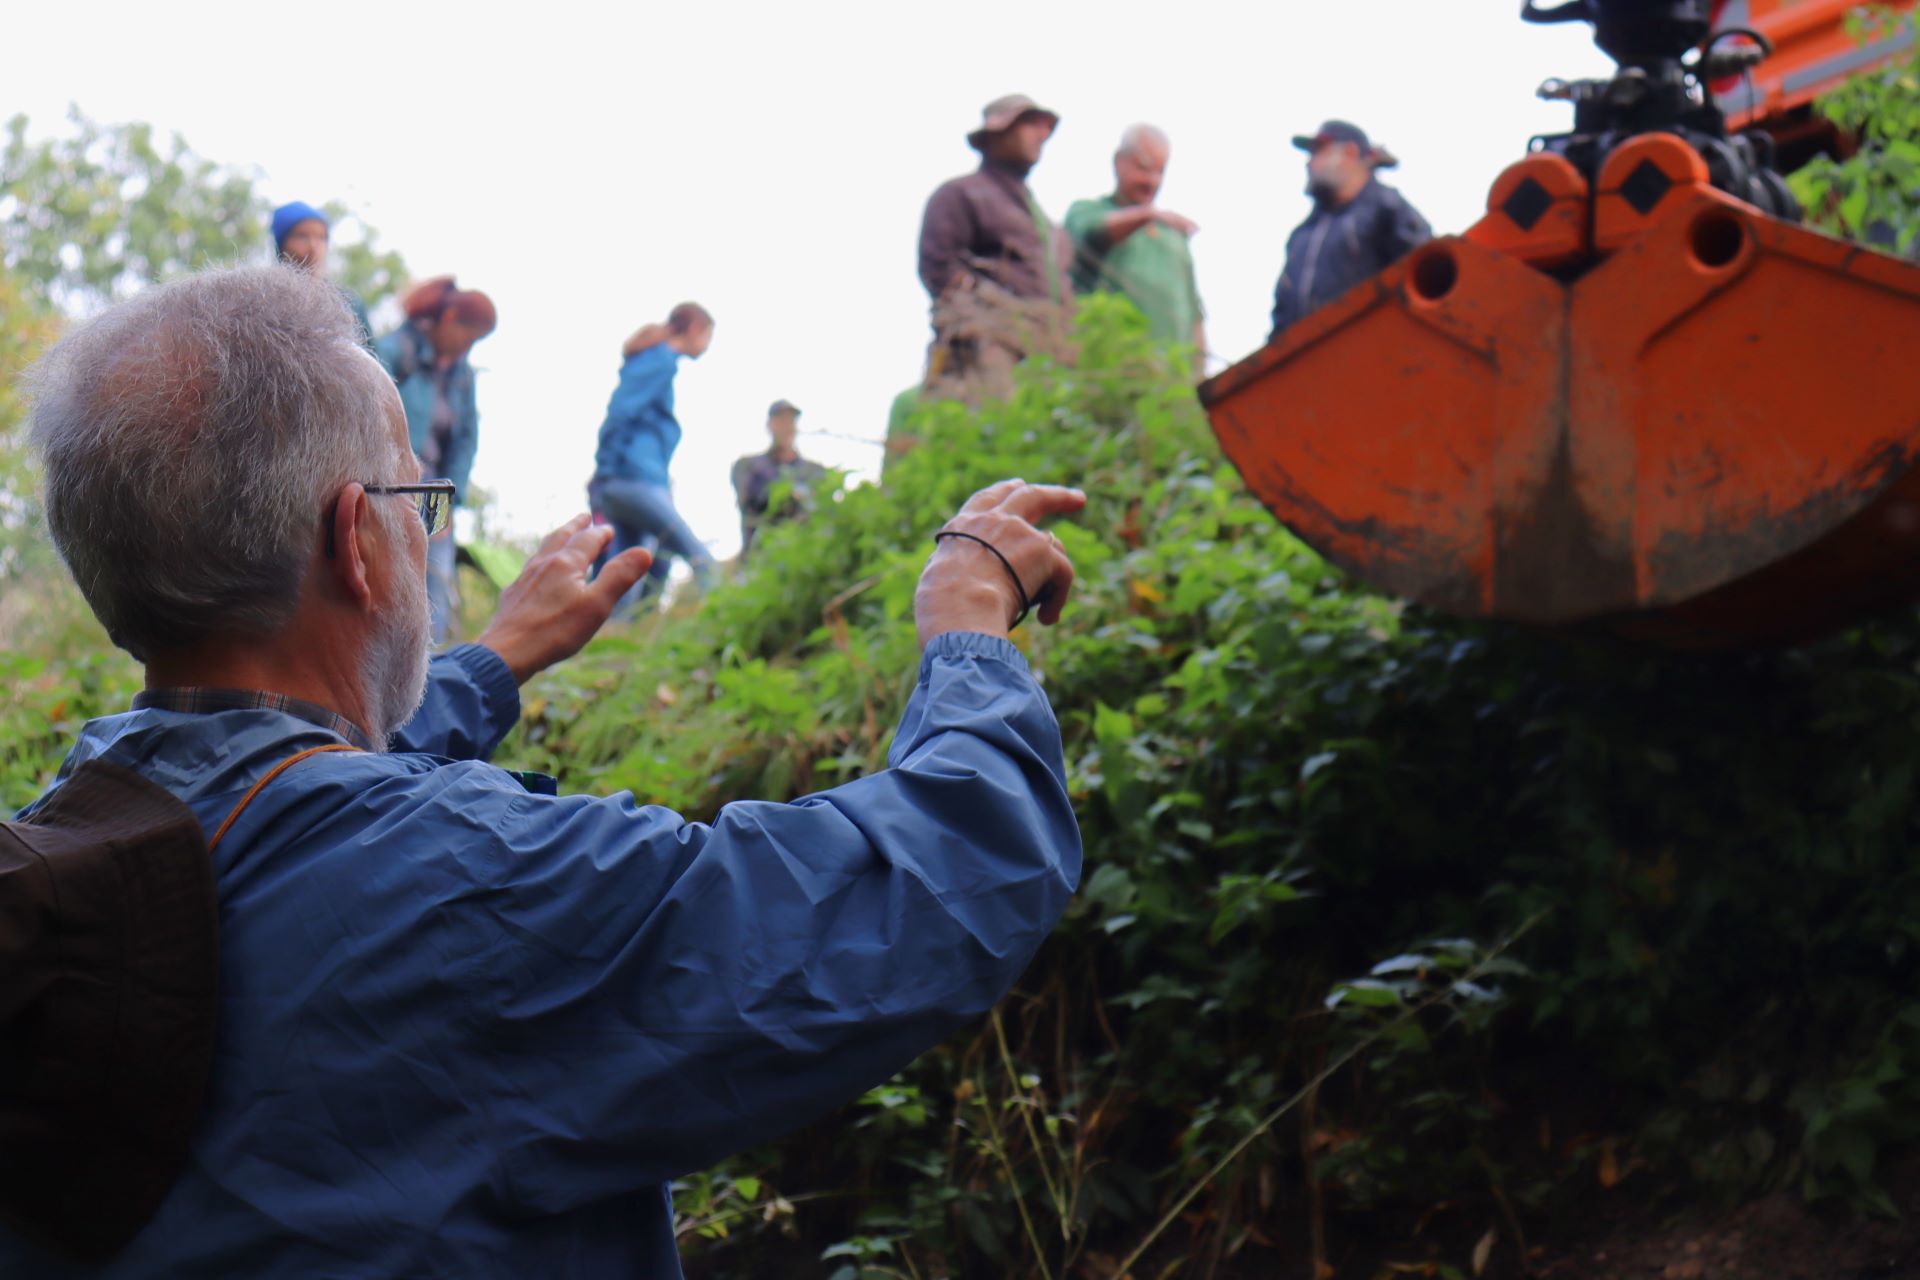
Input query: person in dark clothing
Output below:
<box><xmin>916</xmin><ymin>94</ymin><xmax>1074</xmax><ymax>403</ymax></box>
<box><xmin>1269</xmin><ymin>120</ymin><xmax>1432</xmax><ymax>341</ymax></box>
<box><xmin>731</xmin><ymin>399</ymin><xmax>826</xmax><ymax>555</ymax></box>
<box><xmin>918</xmin><ymin>94</ymin><xmax>1069</xmax><ymax>303</ymax></box>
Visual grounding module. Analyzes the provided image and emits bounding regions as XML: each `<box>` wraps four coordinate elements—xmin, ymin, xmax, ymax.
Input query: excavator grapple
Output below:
<box><xmin>1200</xmin><ymin>0</ymin><xmax>1920</xmax><ymax>647</ymax></box>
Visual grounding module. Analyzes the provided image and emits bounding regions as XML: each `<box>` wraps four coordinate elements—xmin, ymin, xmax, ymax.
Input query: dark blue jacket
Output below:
<box><xmin>1270</xmin><ymin>179</ymin><xmax>1432</xmax><ymax>340</ymax></box>
<box><xmin>593</xmin><ymin>344</ymin><xmax>682</xmax><ymax>487</ymax></box>
<box><xmin>4</xmin><ymin>633</ymin><xmax>1080</xmax><ymax>1278</ymax></box>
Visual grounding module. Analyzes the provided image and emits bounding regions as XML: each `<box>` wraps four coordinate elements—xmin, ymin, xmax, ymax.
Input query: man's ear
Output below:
<box><xmin>327</xmin><ymin>484</ymin><xmax>377</xmax><ymax>607</ymax></box>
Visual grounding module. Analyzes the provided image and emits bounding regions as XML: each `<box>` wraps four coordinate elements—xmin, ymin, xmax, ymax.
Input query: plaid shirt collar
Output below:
<box><xmin>131</xmin><ymin>687</ymin><xmax>377</xmax><ymax>752</ymax></box>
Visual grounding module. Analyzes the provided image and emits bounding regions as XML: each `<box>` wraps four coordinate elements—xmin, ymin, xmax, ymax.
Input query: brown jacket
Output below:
<box><xmin>918</xmin><ymin>160</ymin><xmax>1071</xmax><ymax>304</ymax></box>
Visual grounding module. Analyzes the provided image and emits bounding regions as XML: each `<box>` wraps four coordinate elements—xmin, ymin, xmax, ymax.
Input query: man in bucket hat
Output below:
<box><xmin>916</xmin><ymin>94</ymin><xmax>1075</xmax><ymax>403</ymax></box>
<box><xmin>1268</xmin><ymin>118</ymin><xmax>1432</xmax><ymax>340</ymax></box>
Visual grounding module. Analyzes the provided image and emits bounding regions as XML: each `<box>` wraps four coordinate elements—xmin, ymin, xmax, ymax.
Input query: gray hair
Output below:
<box><xmin>26</xmin><ymin>264</ymin><xmax>396</xmax><ymax>659</ymax></box>
<box><xmin>1117</xmin><ymin>123</ymin><xmax>1170</xmax><ymax>160</ymax></box>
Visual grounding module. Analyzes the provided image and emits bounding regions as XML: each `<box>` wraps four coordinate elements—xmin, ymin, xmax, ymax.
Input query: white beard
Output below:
<box><xmin>360</xmin><ymin>517</ymin><xmax>434</xmax><ymax>747</ymax></box>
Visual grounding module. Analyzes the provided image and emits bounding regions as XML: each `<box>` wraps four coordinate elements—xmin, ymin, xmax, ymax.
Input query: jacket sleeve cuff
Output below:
<box><xmin>918</xmin><ymin>631</ymin><xmax>1031</xmax><ymax>685</ymax></box>
<box><xmin>449</xmin><ymin>642</ymin><xmax>522</xmax><ymax>738</ymax></box>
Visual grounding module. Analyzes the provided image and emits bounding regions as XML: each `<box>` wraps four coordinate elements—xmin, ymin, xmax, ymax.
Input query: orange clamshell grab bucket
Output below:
<box><xmin>1200</xmin><ymin>137</ymin><xmax>1920</xmax><ymax>648</ymax></box>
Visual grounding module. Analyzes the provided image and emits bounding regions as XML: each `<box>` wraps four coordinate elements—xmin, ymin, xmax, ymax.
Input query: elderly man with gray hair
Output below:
<box><xmin>1066</xmin><ymin>123</ymin><xmax>1207</xmax><ymax>356</ymax></box>
<box><xmin>4</xmin><ymin>265</ymin><xmax>1086</xmax><ymax>1277</ymax></box>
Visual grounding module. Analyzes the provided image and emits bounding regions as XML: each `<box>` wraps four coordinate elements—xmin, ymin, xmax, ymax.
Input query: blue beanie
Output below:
<box><xmin>271</xmin><ymin>201</ymin><xmax>329</xmax><ymax>253</ymax></box>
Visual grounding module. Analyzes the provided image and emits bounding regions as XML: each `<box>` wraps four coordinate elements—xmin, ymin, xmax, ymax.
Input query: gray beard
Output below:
<box><xmin>360</xmin><ymin>535</ymin><xmax>433</xmax><ymax>748</ymax></box>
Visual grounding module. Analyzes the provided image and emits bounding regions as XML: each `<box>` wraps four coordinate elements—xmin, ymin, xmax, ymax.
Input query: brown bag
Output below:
<box><xmin>0</xmin><ymin>760</ymin><xmax>218</xmax><ymax>1262</ymax></box>
<box><xmin>0</xmin><ymin>743</ymin><xmax>354</xmax><ymax>1262</ymax></box>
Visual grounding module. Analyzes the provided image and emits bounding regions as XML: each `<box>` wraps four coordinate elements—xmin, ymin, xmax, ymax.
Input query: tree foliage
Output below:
<box><xmin>0</xmin><ymin>107</ymin><xmax>406</xmax><ymax>309</ymax></box>
<box><xmin>1788</xmin><ymin>6</ymin><xmax>1920</xmax><ymax>251</ymax></box>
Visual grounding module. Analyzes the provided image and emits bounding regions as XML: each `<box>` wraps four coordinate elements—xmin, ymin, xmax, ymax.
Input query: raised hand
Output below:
<box><xmin>915</xmin><ymin>480</ymin><xmax>1087</xmax><ymax>647</ymax></box>
<box><xmin>476</xmin><ymin>515</ymin><xmax>653</xmax><ymax>683</ymax></box>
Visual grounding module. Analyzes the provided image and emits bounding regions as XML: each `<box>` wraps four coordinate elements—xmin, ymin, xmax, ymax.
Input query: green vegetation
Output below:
<box><xmin>490</xmin><ymin>292</ymin><xmax>1920</xmax><ymax>1277</ymax></box>
<box><xmin>1789</xmin><ymin>6</ymin><xmax>1920</xmax><ymax>250</ymax></box>
<box><xmin>4</xmin><ymin>42</ymin><xmax>1920</xmax><ymax>1276</ymax></box>
<box><xmin>0</xmin><ymin>107</ymin><xmax>406</xmax><ymax>309</ymax></box>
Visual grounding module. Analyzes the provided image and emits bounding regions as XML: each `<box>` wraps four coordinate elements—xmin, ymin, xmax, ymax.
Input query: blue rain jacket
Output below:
<box><xmin>3</xmin><ymin>633</ymin><xmax>1079</xmax><ymax>1278</ymax></box>
<box><xmin>593</xmin><ymin>344</ymin><xmax>682</xmax><ymax>487</ymax></box>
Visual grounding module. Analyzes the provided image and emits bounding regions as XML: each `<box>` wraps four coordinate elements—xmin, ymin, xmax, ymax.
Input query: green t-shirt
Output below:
<box><xmin>1065</xmin><ymin>195</ymin><xmax>1204</xmax><ymax>345</ymax></box>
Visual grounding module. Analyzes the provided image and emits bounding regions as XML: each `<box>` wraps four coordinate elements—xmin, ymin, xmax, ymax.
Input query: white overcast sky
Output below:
<box><xmin>9</xmin><ymin>1</ymin><xmax>1611</xmax><ymax>557</ymax></box>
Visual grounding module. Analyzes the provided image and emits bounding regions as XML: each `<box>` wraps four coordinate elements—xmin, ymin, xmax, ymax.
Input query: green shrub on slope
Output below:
<box><xmin>513</xmin><ymin>295</ymin><xmax>1920</xmax><ymax>1276</ymax></box>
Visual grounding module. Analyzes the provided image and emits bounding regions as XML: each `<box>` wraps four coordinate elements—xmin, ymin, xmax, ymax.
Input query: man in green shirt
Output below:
<box><xmin>1066</xmin><ymin>124</ymin><xmax>1206</xmax><ymax>357</ymax></box>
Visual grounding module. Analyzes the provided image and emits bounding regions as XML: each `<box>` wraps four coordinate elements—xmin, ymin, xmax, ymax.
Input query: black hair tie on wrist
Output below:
<box><xmin>933</xmin><ymin>529</ymin><xmax>1039</xmax><ymax>629</ymax></box>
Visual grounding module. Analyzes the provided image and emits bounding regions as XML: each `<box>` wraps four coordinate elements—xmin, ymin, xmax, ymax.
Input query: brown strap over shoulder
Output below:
<box><xmin>207</xmin><ymin>743</ymin><xmax>359</xmax><ymax>851</ymax></box>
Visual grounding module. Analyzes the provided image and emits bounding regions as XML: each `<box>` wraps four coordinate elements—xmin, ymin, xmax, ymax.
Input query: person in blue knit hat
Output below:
<box><xmin>272</xmin><ymin>200</ymin><xmax>372</xmax><ymax>346</ymax></box>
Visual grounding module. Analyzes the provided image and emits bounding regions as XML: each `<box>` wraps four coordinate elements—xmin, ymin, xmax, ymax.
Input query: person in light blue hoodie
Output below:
<box><xmin>588</xmin><ymin>302</ymin><xmax>718</xmax><ymax>611</ymax></box>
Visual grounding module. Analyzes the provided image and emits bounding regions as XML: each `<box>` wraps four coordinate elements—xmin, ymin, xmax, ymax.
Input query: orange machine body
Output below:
<box><xmin>1201</xmin><ymin>9</ymin><xmax>1920</xmax><ymax>648</ymax></box>
<box><xmin>1712</xmin><ymin>0</ymin><xmax>1917</xmax><ymax>132</ymax></box>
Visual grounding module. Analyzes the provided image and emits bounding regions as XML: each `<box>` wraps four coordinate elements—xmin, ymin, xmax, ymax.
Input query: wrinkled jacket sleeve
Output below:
<box><xmin>919</xmin><ymin>181</ymin><xmax>973</xmax><ymax>299</ymax></box>
<box><xmin>388</xmin><ymin>643</ymin><xmax>521</xmax><ymax>759</ymax></box>
<box><xmin>456</xmin><ymin>631</ymin><xmax>1081</xmax><ymax>1207</ymax></box>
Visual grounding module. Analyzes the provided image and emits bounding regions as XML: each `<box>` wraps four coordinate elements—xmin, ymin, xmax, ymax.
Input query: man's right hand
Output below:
<box><xmin>477</xmin><ymin>515</ymin><xmax>653</xmax><ymax>684</ymax></box>
<box><xmin>914</xmin><ymin>481</ymin><xmax>1086</xmax><ymax>648</ymax></box>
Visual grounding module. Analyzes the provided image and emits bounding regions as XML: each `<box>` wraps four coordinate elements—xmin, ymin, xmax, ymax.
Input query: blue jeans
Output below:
<box><xmin>427</xmin><ymin>534</ymin><xmax>459</xmax><ymax>645</ymax></box>
<box><xmin>591</xmin><ymin>477</ymin><xmax>714</xmax><ymax>614</ymax></box>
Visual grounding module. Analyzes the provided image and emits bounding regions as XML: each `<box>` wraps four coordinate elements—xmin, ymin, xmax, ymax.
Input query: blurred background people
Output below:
<box><xmin>1269</xmin><ymin>119</ymin><xmax>1431</xmax><ymax>340</ymax></box>
<box><xmin>1066</xmin><ymin>124</ymin><xmax>1206</xmax><ymax>356</ymax></box>
<box><xmin>272</xmin><ymin>199</ymin><xmax>372</xmax><ymax>345</ymax></box>
<box><xmin>375</xmin><ymin>275</ymin><xmax>497</xmax><ymax>642</ymax></box>
<box><xmin>917</xmin><ymin>94</ymin><xmax>1074</xmax><ymax>403</ymax></box>
<box><xmin>588</xmin><ymin>303</ymin><xmax>718</xmax><ymax>611</ymax></box>
<box><xmin>731</xmin><ymin>399</ymin><xmax>826</xmax><ymax>556</ymax></box>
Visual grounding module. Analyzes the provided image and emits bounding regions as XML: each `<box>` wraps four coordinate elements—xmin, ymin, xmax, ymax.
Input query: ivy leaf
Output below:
<box><xmin>1326</xmin><ymin>979</ymin><xmax>1404</xmax><ymax>1009</ymax></box>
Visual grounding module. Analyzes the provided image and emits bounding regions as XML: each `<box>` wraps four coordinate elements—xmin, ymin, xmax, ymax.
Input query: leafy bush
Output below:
<box><xmin>493</xmin><ymin>290</ymin><xmax>1920</xmax><ymax>1277</ymax></box>
<box><xmin>1788</xmin><ymin>6</ymin><xmax>1920</xmax><ymax>251</ymax></box>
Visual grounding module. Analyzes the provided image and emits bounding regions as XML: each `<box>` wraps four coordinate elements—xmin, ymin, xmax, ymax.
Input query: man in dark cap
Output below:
<box><xmin>1268</xmin><ymin>120</ymin><xmax>1432</xmax><ymax>341</ymax></box>
<box><xmin>730</xmin><ymin>399</ymin><xmax>828</xmax><ymax>555</ymax></box>
<box><xmin>916</xmin><ymin>94</ymin><xmax>1075</xmax><ymax>403</ymax></box>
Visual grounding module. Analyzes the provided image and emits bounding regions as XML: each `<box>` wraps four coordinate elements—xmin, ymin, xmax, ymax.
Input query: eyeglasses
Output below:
<box><xmin>365</xmin><ymin>481</ymin><xmax>456</xmax><ymax>539</ymax></box>
<box><xmin>324</xmin><ymin>479</ymin><xmax>456</xmax><ymax>557</ymax></box>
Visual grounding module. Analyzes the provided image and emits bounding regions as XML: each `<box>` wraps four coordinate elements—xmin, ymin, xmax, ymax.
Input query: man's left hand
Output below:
<box><xmin>476</xmin><ymin>515</ymin><xmax>653</xmax><ymax>684</ymax></box>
